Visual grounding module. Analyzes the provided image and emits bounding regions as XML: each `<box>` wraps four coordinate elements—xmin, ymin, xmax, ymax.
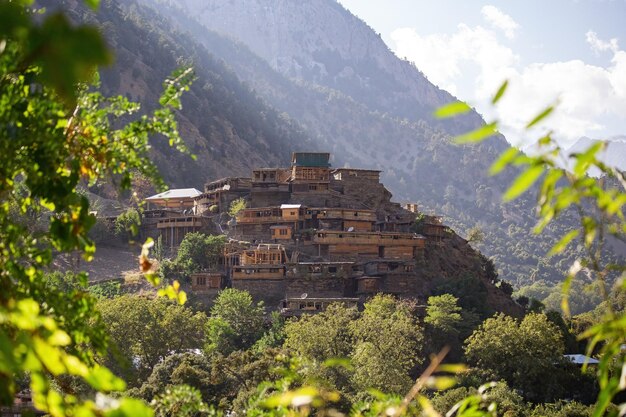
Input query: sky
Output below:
<box><xmin>337</xmin><ymin>0</ymin><xmax>626</xmax><ymax>149</ymax></box>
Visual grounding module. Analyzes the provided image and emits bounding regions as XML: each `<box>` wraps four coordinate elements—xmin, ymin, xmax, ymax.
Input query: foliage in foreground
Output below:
<box><xmin>0</xmin><ymin>1</ymin><xmax>193</xmax><ymax>415</ymax></box>
<box><xmin>437</xmin><ymin>81</ymin><xmax>626</xmax><ymax>416</ymax></box>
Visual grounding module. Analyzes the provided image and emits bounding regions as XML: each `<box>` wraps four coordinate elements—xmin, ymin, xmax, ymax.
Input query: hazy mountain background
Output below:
<box><xmin>567</xmin><ymin>136</ymin><xmax>626</xmax><ymax>175</ymax></box>
<box><xmin>69</xmin><ymin>0</ymin><xmax>623</xmax><ymax>288</ymax></box>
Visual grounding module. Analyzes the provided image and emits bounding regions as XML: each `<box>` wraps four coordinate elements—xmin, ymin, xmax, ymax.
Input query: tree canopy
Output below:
<box><xmin>205</xmin><ymin>288</ymin><xmax>265</xmax><ymax>357</ymax></box>
<box><xmin>0</xmin><ymin>2</ymin><xmax>193</xmax><ymax>414</ymax></box>
<box><xmin>464</xmin><ymin>313</ymin><xmax>565</xmax><ymax>402</ymax></box>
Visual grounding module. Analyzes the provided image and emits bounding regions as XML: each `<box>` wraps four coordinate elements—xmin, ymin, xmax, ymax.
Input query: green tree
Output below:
<box><xmin>205</xmin><ymin>289</ymin><xmax>264</xmax><ymax>356</ymax></box>
<box><xmin>431</xmin><ymin>382</ymin><xmax>528</xmax><ymax>417</ymax></box>
<box><xmin>114</xmin><ymin>207</ymin><xmax>141</xmax><ymax>240</ymax></box>
<box><xmin>134</xmin><ymin>352</ymin><xmax>222</xmax><ymax>405</ymax></box>
<box><xmin>152</xmin><ymin>385</ymin><xmax>212</xmax><ymax>417</ymax></box>
<box><xmin>350</xmin><ymin>294</ymin><xmax>424</xmax><ymax>395</ymax></box>
<box><xmin>425</xmin><ymin>294</ymin><xmax>462</xmax><ymax>334</ymax></box>
<box><xmin>284</xmin><ymin>303</ymin><xmax>358</xmax><ymax>361</ymax></box>
<box><xmin>98</xmin><ymin>295</ymin><xmax>207</xmax><ymax>384</ymax></box>
<box><xmin>252</xmin><ymin>311</ymin><xmax>287</xmax><ymax>352</ymax></box>
<box><xmin>529</xmin><ymin>401</ymin><xmax>594</xmax><ymax>417</ymax></box>
<box><xmin>228</xmin><ymin>197</ymin><xmax>246</xmax><ymax>217</ymax></box>
<box><xmin>424</xmin><ymin>294</ymin><xmax>463</xmax><ymax>360</ymax></box>
<box><xmin>161</xmin><ymin>233</ymin><xmax>226</xmax><ymax>281</ymax></box>
<box><xmin>0</xmin><ymin>1</ymin><xmax>193</xmax><ymax>414</ymax></box>
<box><xmin>464</xmin><ymin>313</ymin><xmax>565</xmax><ymax>402</ymax></box>
<box><xmin>434</xmin><ymin>274</ymin><xmax>493</xmax><ymax>319</ymax></box>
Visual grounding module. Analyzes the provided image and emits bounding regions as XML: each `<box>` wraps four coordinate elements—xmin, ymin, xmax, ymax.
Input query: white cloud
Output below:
<box><xmin>391</xmin><ymin>24</ymin><xmax>518</xmax><ymax>98</ymax></box>
<box><xmin>481</xmin><ymin>5</ymin><xmax>519</xmax><ymax>39</ymax></box>
<box><xmin>390</xmin><ymin>24</ymin><xmax>626</xmax><ymax>148</ymax></box>
<box><xmin>586</xmin><ymin>30</ymin><xmax>619</xmax><ymax>54</ymax></box>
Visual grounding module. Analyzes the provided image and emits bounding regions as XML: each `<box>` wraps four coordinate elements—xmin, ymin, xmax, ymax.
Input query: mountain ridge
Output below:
<box><xmin>73</xmin><ymin>0</ymin><xmax>619</xmax><ymax>288</ymax></box>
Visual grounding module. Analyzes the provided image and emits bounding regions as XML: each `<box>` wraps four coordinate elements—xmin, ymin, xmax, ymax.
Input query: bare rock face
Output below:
<box><xmin>153</xmin><ymin>0</ymin><xmax>483</xmax><ymax>131</ymax></box>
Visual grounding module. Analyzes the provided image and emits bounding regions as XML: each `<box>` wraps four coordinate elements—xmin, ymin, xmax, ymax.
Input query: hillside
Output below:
<box><xmin>60</xmin><ymin>0</ymin><xmax>316</xmax><ymax>191</ymax></box>
<box><xmin>127</xmin><ymin>0</ymin><xmax>600</xmax><ymax>288</ymax></box>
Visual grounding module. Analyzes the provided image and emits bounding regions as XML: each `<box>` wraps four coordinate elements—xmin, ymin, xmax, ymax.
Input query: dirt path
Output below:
<box><xmin>52</xmin><ymin>245</ymin><xmax>141</xmax><ymax>282</ymax></box>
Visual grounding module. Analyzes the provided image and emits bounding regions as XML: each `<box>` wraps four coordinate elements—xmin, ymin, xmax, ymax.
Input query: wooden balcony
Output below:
<box><xmin>314</xmin><ymin>230</ymin><xmax>425</xmax><ymax>247</ymax></box>
<box><xmin>157</xmin><ymin>216</ymin><xmax>203</xmax><ymax>229</ymax></box>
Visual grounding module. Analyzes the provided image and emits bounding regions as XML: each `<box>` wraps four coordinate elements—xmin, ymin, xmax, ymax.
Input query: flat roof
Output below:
<box><xmin>281</xmin><ymin>204</ymin><xmax>302</xmax><ymax>209</ymax></box>
<box><xmin>146</xmin><ymin>188</ymin><xmax>202</xmax><ymax>200</ymax></box>
<box><xmin>253</xmin><ymin>167</ymin><xmax>288</xmax><ymax>171</ymax></box>
<box><xmin>331</xmin><ymin>168</ymin><xmax>382</xmax><ymax>173</ymax></box>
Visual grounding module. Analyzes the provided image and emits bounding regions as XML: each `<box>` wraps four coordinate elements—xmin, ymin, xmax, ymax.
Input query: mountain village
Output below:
<box><xmin>141</xmin><ymin>152</ymin><xmax>449</xmax><ymax>314</ymax></box>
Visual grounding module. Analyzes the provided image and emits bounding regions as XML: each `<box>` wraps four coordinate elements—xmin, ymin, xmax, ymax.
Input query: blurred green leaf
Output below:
<box><xmin>526</xmin><ymin>106</ymin><xmax>554</xmax><ymax>128</ymax></box>
<box><xmin>83</xmin><ymin>0</ymin><xmax>100</xmax><ymax>10</ymax></box>
<box><xmin>492</xmin><ymin>80</ymin><xmax>508</xmax><ymax>104</ymax></box>
<box><xmin>503</xmin><ymin>165</ymin><xmax>544</xmax><ymax>201</ymax></box>
<box><xmin>425</xmin><ymin>376</ymin><xmax>457</xmax><ymax>390</ymax></box>
<box><xmin>437</xmin><ymin>363</ymin><xmax>468</xmax><ymax>374</ymax></box>
<box><xmin>454</xmin><ymin>123</ymin><xmax>498</xmax><ymax>144</ymax></box>
<box><xmin>489</xmin><ymin>147</ymin><xmax>519</xmax><ymax>175</ymax></box>
<box><xmin>548</xmin><ymin>230</ymin><xmax>579</xmax><ymax>257</ymax></box>
<box><xmin>434</xmin><ymin>101</ymin><xmax>472</xmax><ymax>119</ymax></box>
<box><xmin>106</xmin><ymin>398</ymin><xmax>153</xmax><ymax>417</ymax></box>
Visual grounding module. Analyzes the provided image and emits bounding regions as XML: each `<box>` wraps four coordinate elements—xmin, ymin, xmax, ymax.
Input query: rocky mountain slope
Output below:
<box><xmin>61</xmin><ymin>0</ymin><xmax>315</xmax><ymax>190</ymax></box>
<box><xmin>129</xmin><ymin>0</ymin><xmax>595</xmax><ymax>288</ymax></box>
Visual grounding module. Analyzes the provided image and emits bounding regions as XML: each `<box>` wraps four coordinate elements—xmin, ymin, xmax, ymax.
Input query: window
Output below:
<box><xmin>280</xmin><ymin>229</ymin><xmax>288</xmax><ymax>236</ymax></box>
<box><xmin>197</xmin><ymin>276</ymin><xmax>206</xmax><ymax>286</ymax></box>
<box><xmin>328</xmin><ymin>266</ymin><xmax>337</xmax><ymax>273</ymax></box>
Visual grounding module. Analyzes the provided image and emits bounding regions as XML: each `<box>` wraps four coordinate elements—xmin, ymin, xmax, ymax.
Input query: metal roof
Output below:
<box><xmin>145</xmin><ymin>188</ymin><xmax>202</xmax><ymax>200</ymax></box>
<box><xmin>564</xmin><ymin>354</ymin><xmax>599</xmax><ymax>364</ymax></box>
<box><xmin>291</xmin><ymin>152</ymin><xmax>331</xmax><ymax>167</ymax></box>
<box><xmin>281</xmin><ymin>204</ymin><xmax>302</xmax><ymax>209</ymax></box>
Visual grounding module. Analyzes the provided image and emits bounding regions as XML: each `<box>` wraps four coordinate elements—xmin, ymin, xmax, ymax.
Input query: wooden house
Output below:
<box><xmin>237</xmin><ymin>207</ymin><xmax>283</xmax><ymax>224</ymax></box>
<box><xmin>281</xmin><ymin>204</ymin><xmax>304</xmax><ymax>221</ymax></box>
<box><xmin>279</xmin><ymin>297</ymin><xmax>359</xmax><ymax>316</ymax></box>
<box><xmin>290</xmin><ymin>152</ymin><xmax>331</xmax><ymax>193</ymax></box>
<box><xmin>190</xmin><ymin>272</ymin><xmax>223</xmax><ymax>292</ymax></box>
<box><xmin>145</xmin><ymin>188</ymin><xmax>202</xmax><ymax>211</ymax></box>
<box><xmin>284</xmin><ymin>262</ymin><xmax>356</xmax><ymax>298</ymax></box>
<box><xmin>195</xmin><ymin>177</ymin><xmax>251</xmax><ymax>215</ymax></box>
<box><xmin>356</xmin><ymin>276</ymin><xmax>381</xmax><ymax>294</ymax></box>
<box><xmin>240</xmin><ymin>244</ymin><xmax>286</xmax><ymax>265</ymax></box>
<box><xmin>232</xmin><ymin>265</ymin><xmax>285</xmax><ymax>280</ymax></box>
<box><xmin>248</xmin><ymin>168</ymin><xmax>291</xmax><ymax>207</ymax></box>
<box><xmin>312</xmin><ymin>207</ymin><xmax>376</xmax><ymax>232</ymax></box>
<box><xmin>157</xmin><ymin>215</ymin><xmax>204</xmax><ymax>248</ymax></box>
<box><xmin>402</xmin><ymin>203</ymin><xmax>419</xmax><ymax>213</ymax></box>
<box><xmin>270</xmin><ymin>225</ymin><xmax>292</xmax><ymax>240</ymax></box>
<box><xmin>1</xmin><ymin>391</ymin><xmax>45</xmax><ymax>417</ymax></box>
<box><xmin>331</xmin><ymin>168</ymin><xmax>381</xmax><ymax>183</ymax></box>
<box><xmin>423</xmin><ymin>216</ymin><xmax>447</xmax><ymax>244</ymax></box>
<box><xmin>313</xmin><ymin>230</ymin><xmax>426</xmax><ymax>260</ymax></box>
